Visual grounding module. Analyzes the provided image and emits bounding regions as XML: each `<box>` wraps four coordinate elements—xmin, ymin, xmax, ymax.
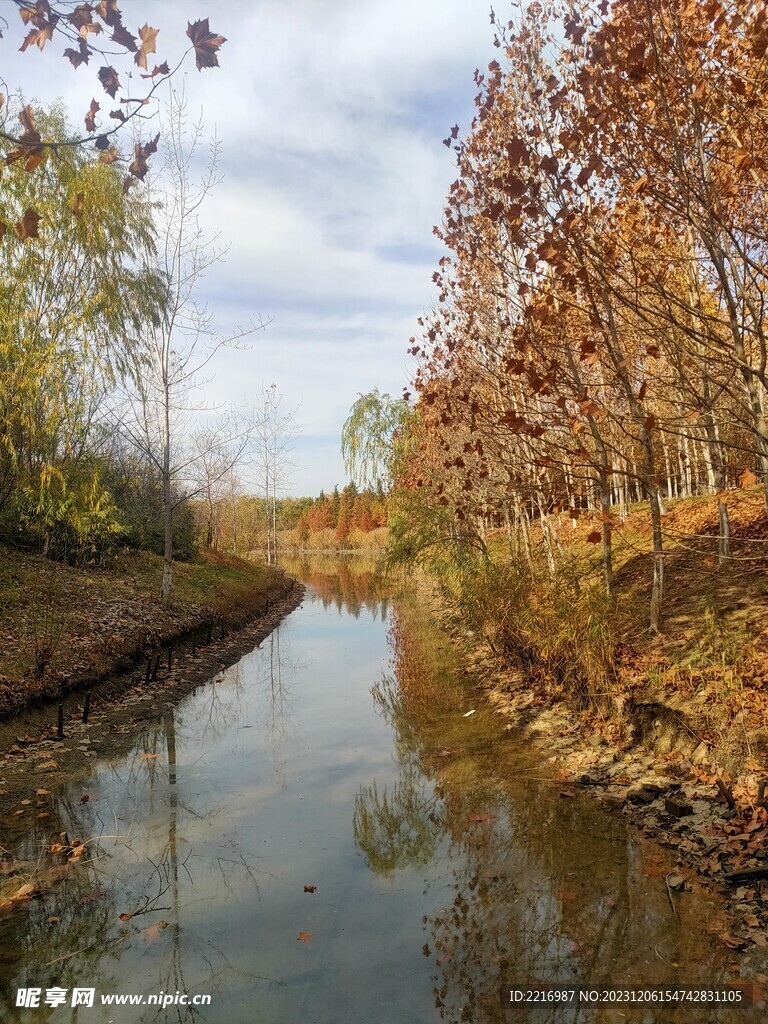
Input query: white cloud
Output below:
<box><xmin>2</xmin><ymin>0</ymin><xmax>496</xmax><ymax>493</ymax></box>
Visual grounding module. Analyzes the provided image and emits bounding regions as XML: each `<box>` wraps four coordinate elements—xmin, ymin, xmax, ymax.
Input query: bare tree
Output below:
<box><xmin>118</xmin><ymin>88</ymin><xmax>266</xmax><ymax>603</ymax></box>
<box><xmin>252</xmin><ymin>383</ymin><xmax>297</xmax><ymax>565</ymax></box>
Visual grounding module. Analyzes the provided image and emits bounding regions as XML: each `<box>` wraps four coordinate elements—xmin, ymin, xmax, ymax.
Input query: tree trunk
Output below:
<box><xmin>161</xmin><ymin>383</ymin><xmax>173</xmax><ymax>607</ymax></box>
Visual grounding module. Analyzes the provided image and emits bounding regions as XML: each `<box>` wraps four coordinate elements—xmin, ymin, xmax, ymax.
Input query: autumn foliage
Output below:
<box><xmin>402</xmin><ymin>0</ymin><xmax>768</xmax><ymax>631</ymax></box>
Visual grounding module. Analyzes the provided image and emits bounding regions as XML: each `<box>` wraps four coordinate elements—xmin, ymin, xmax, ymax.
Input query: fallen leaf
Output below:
<box><xmin>720</xmin><ymin>933</ymin><xmax>748</xmax><ymax>949</ymax></box>
<box><xmin>119</xmin><ymin>912</ymin><xmax>132</xmax><ymax>922</ymax></box>
<box><xmin>297</xmin><ymin>931</ymin><xmax>312</xmax><ymax>942</ymax></box>
<box><xmin>139</xmin><ymin>753</ymin><xmax>157</xmax><ymax>760</ymax></box>
<box><xmin>469</xmin><ymin>812</ymin><xmax>495</xmax><ymax>823</ymax></box>
<box><xmin>303</xmin><ymin>885</ymin><xmax>317</xmax><ymax>893</ymax></box>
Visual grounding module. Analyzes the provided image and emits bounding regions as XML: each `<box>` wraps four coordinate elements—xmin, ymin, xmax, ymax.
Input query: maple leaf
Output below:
<box><xmin>631</xmin><ymin>173</ymin><xmax>649</xmax><ymax>195</ymax></box>
<box><xmin>64</xmin><ymin>40</ymin><xmax>91</xmax><ymax>68</ymax></box>
<box><xmin>738</xmin><ymin>468</ymin><xmax>757</xmax><ymax>488</ymax></box>
<box><xmin>141</xmin><ymin>61</ymin><xmax>170</xmax><ymax>80</ymax></box>
<box><xmin>111</xmin><ymin>23</ymin><xmax>136</xmax><ymax>51</ymax></box>
<box><xmin>134</xmin><ymin>23</ymin><xmax>159</xmax><ymax>70</ymax></box>
<box><xmin>297</xmin><ymin>931</ymin><xmax>312</xmax><ymax>942</ymax></box>
<box><xmin>303</xmin><ymin>884</ymin><xmax>317</xmax><ymax>893</ymax></box>
<box><xmin>84</xmin><ymin>98</ymin><xmax>100</xmax><ymax>133</ymax></box>
<box><xmin>98</xmin><ymin>65</ymin><xmax>121</xmax><ymax>98</ymax></box>
<box><xmin>733</xmin><ymin>148</ymin><xmax>753</xmax><ymax>171</ymax></box>
<box><xmin>186</xmin><ymin>19</ymin><xmax>226</xmax><ymax>70</ymax></box>
<box><xmin>14</xmin><ymin>208</ymin><xmax>41</xmax><ymax>241</ymax></box>
<box><xmin>95</xmin><ymin>0</ymin><xmax>121</xmax><ymax>27</ymax></box>
<box><xmin>19</xmin><ymin>21</ymin><xmax>55</xmax><ymax>52</ymax></box>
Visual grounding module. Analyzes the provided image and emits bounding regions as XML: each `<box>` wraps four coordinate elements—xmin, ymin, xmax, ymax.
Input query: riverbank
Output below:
<box><xmin>0</xmin><ymin>544</ymin><xmax>291</xmax><ymax>718</ymax></box>
<box><xmin>0</xmin><ymin>577</ymin><xmax>304</xmax><ymax>815</ymax></box>
<box><xmin>424</xmin><ymin>591</ymin><xmax>768</xmax><ymax>962</ymax></box>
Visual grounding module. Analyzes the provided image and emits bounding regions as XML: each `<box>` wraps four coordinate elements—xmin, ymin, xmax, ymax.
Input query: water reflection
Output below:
<box><xmin>0</xmin><ymin>559</ymin><xmax>764</xmax><ymax>1024</ymax></box>
<box><xmin>355</xmin><ymin>595</ymin><xmax>767</xmax><ymax>1024</ymax></box>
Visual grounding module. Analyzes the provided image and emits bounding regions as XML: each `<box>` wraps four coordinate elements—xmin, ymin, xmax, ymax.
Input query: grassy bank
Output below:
<box><xmin>0</xmin><ymin>545</ymin><xmax>287</xmax><ymax>717</ymax></box>
<box><xmin>427</xmin><ymin>488</ymin><xmax>768</xmax><ymax>773</ymax></box>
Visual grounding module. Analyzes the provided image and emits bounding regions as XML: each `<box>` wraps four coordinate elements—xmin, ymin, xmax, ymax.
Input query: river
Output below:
<box><xmin>0</xmin><ymin>558</ymin><xmax>762</xmax><ymax>1023</ymax></box>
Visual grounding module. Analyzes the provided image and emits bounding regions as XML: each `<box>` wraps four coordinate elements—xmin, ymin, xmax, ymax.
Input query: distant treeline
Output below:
<box><xmin>195</xmin><ymin>484</ymin><xmax>389</xmax><ymax>556</ymax></box>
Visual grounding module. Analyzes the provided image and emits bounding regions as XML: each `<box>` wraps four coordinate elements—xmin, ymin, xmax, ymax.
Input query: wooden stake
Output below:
<box><xmin>82</xmin><ymin>692</ymin><xmax>91</xmax><ymax>724</ymax></box>
<box><xmin>57</xmin><ymin>703</ymin><xmax>64</xmax><ymax>740</ymax></box>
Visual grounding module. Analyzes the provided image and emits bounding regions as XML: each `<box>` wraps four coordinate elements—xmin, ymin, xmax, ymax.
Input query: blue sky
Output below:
<box><xmin>4</xmin><ymin>0</ymin><xmax>498</xmax><ymax>494</ymax></box>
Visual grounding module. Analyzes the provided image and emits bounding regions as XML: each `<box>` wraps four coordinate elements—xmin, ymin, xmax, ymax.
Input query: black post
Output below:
<box><xmin>82</xmin><ymin>692</ymin><xmax>91</xmax><ymax>724</ymax></box>
<box><xmin>151</xmin><ymin>655</ymin><xmax>160</xmax><ymax>681</ymax></box>
<box><xmin>167</xmin><ymin>646</ymin><xmax>173</xmax><ymax>672</ymax></box>
<box><xmin>192</xmin><ymin>643</ymin><xmax>196</xmax><ymax>658</ymax></box>
<box><xmin>145</xmin><ymin>656</ymin><xmax>152</xmax><ymax>684</ymax></box>
<box><xmin>207</xmin><ymin>623</ymin><xmax>212</xmax><ymax>644</ymax></box>
<box><xmin>57</xmin><ymin>703</ymin><xmax>64</xmax><ymax>740</ymax></box>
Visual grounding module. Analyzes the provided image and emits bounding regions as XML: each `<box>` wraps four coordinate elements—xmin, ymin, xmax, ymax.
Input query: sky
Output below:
<box><xmin>2</xmin><ymin>0</ymin><xmax>499</xmax><ymax>495</ymax></box>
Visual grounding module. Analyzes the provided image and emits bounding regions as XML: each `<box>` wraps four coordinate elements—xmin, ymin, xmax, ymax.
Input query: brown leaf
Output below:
<box><xmin>586</xmin><ymin>530</ymin><xmax>602</xmax><ymax>543</ymax></box>
<box><xmin>720</xmin><ymin>933</ymin><xmax>747</xmax><ymax>949</ymax></box>
<box><xmin>744</xmin><ymin>914</ymin><xmax>760</xmax><ymax>928</ymax></box>
<box><xmin>631</xmin><ymin>173</ymin><xmax>649</xmax><ymax>195</ymax></box>
<box><xmin>738</xmin><ymin>468</ymin><xmax>757</xmax><ymax>488</ymax></box>
<box><xmin>64</xmin><ymin>41</ymin><xmax>90</xmax><ymax>68</ymax></box>
<box><xmin>139</xmin><ymin>752</ymin><xmax>157</xmax><ymax>759</ymax></box>
<box><xmin>119</xmin><ymin>912</ymin><xmax>132</xmax><ymax>921</ymax></box>
<box><xmin>95</xmin><ymin>0</ymin><xmax>121</xmax><ymax>27</ymax></box>
<box><xmin>98</xmin><ymin>65</ymin><xmax>121</xmax><ymax>98</ymax></box>
<box><xmin>111</xmin><ymin>23</ymin><xmax>136</xmax><ymax>51</ymax></box>
<box><xmin>733</xmin><ymin>148</ymin><xmax>753</xmax><ymax>171</ymax></box>
<box><xmin>134</xmin><ymin>23</ymin><xmax>158</xmax><ymax>70</ymax></box>
<box><xmin>186</xmin><ymin>19</ymin><xmax>226</xmax><ymax>70</ymax></box>
<box><xmin>19</xmin><ymin>22</ymin><xmax>55</xmax><ymax>52</ymax></box>
<box><xmin>80</xmin><ymin>793</ymin><xmax>89</xmax><ymax>803</ymax></box>
<box><xmin>303</xmin><ymin>885</ymin><xmax>317</xmax><ymax>893</ymax></box>
<box><xmin>297</xmin><ymin>931</ymin><xmax>312</xmax><ymax>942</ymax></box>
<box><xmin>85</xmin><ymin>98</ymin><xmax>100</xmax><ymax>133</ymax></box>
<box><xmin>14</xmin><ymin>208</ymin><xmax>41</xmax><ymax>241</ymax></box>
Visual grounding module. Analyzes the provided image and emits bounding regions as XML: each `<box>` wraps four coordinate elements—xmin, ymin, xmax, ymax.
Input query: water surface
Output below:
<box><xmin>0</xmin><ymin>560</ymin><xmax>763</xmax><ymax>1023</ymax></box>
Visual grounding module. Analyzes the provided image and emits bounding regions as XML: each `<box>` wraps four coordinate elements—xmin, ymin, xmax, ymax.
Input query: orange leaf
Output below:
<box><xmin>297</xmin><ymin>931</ymin><xmax>312</xmax><ymax>942</ymax></box>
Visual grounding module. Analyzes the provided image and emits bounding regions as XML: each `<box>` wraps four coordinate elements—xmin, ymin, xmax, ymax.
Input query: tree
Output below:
<box><xmin>117</xmin><ymin>90</ymin><xmax>264</xmax><ymax>603</ymax></box>
<box><xmin>341</xmin><ymin>389</ymin><xmax>409</xmax><ymax>489</ymax></box>
<box><xmin>252</xmin><ymin>383</ymin><xmax>297</xmax><ymax>564</ymax></box>
<box><xmin>0</xmin><ymin>1</ymin><xmax>225</xmax><ymax>208</ymax></box>
<box><xmin>0</xmin><ymin>102</ymin><xmax>162</xmax><ymax>557</ymax></box>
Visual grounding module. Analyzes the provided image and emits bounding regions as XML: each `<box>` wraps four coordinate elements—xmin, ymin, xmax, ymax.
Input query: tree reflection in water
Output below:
<box><xmin>356</xmin><ymin>596</ymin><xmax>750</xmax><ymax>1024</ymax></box>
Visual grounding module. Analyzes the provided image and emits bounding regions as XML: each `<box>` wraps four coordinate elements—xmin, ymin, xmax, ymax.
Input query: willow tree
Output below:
<box><xmin>0</xmin><ymin>103</ymin><xmax>164</xmax><ymax>557</ymax></box>
<box><xmin>341</xmin><ymin>389</ymin><xmax>409</xmax><ymax>489</ymax></box>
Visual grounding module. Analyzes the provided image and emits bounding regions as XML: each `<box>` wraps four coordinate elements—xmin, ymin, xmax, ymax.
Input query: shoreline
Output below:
<box><xmin>429</xmin><ymin>588</ymin><xmax>768</xmax><ymax>961</ymax></box>
<box><xmin>0</xmin><ymin>579</ymin><xmax>305</xmax><ymax>816</ymax></box>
